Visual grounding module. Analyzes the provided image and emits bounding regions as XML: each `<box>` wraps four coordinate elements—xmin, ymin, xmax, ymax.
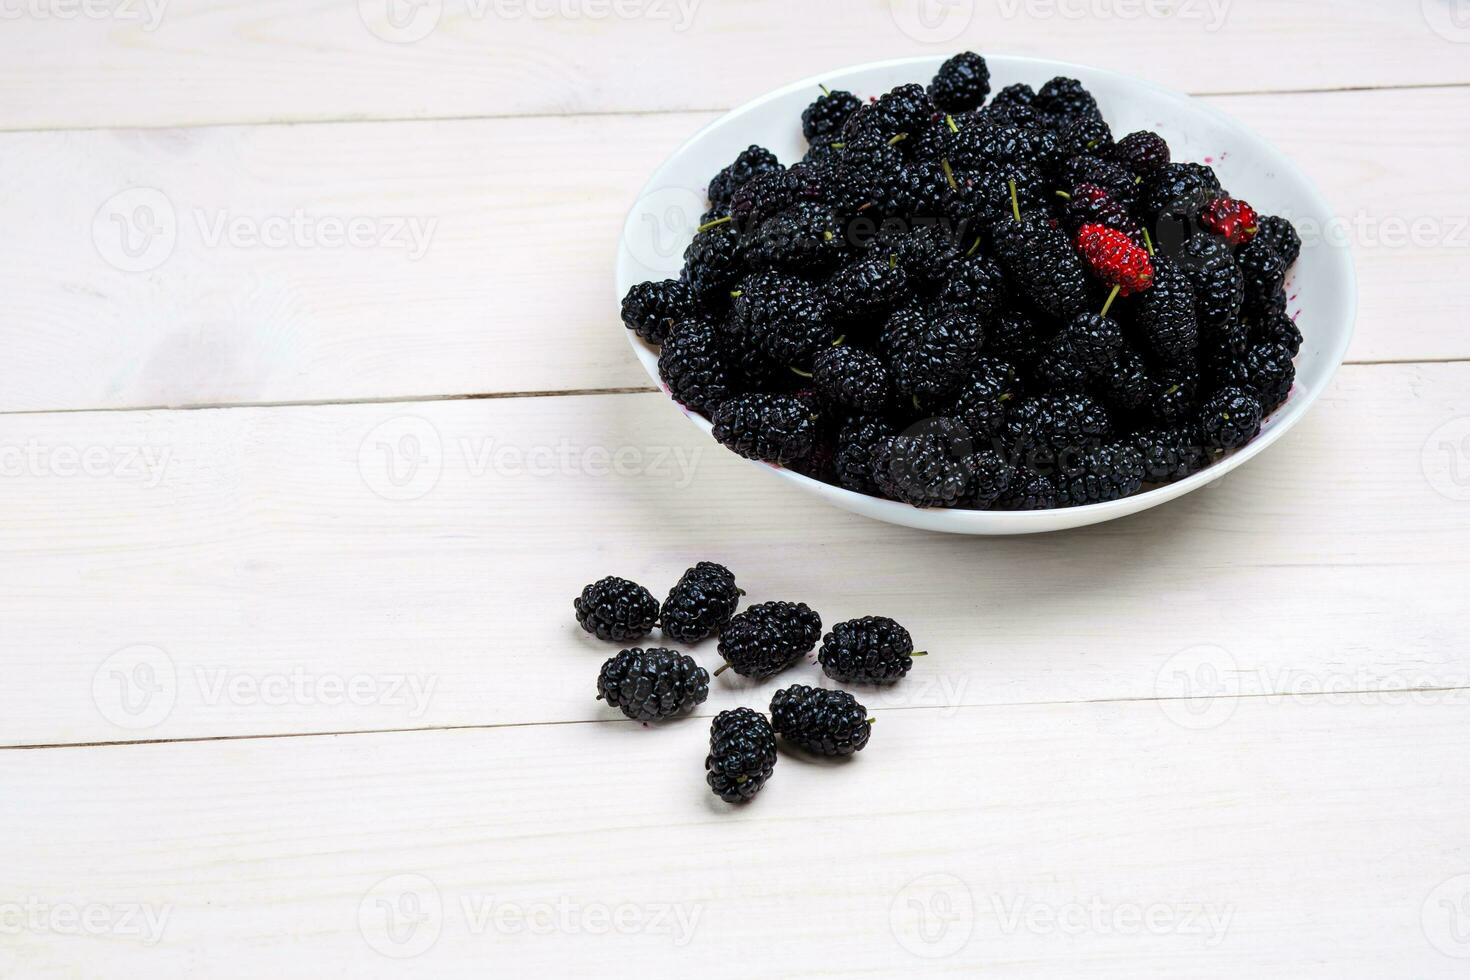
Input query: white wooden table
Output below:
<box><xmin>2</xmin><ymin>2</ymin><xmax>1468</xmax><ymax>975</ymax></box>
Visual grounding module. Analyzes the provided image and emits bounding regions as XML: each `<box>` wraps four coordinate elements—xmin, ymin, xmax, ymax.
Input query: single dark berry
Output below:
<box><xmin>597</xmin><ymin>648</ymin><xmax>710</xmax><ymax>721</ymax></box>
<box><xmin>708</xmin><ymin>145</ymin><xmax>783</xmax><ymax>208</ymax></box>
<box><xmin>730</xmin><ymin>166</ymin><xmax>824</xmax><ymax>227</ymax></box>
<box><xmin>1055</xmin><ymin>114</ymin><xmax>1114</xmax><ymax>159</ymax></box>
<box><xmin>1178</xmin><ymin>234</ymin><xmax>1245</xmax><ymax>331</ymax></box>
<box><xmin>1035</xmin><ymin>76</ymin><xmax>1101</xmax><ymax>126</ymax></box>
<box><xmin>986</xmin><ymin>306</ymin><xmax>1047</xmax><ymax>367</ymax></box>
<box><xmin>682</xmin><ymin>224</ymin><xmax>745</xmax><ymax>306</ymax></box>
<box><xmin>621</xmin><ymin>279</ymin><xmax>695</xmax><ymax>346</ymax></box>
<box><xmin>1226</xmin><ymin>342</ymin><xmax>1297</xmax><ymax>414</ymax></box>
<box><xmin>845</xmin><ymin>83</ymin><xmax>934</xmax><ymax>144</ymax></box>
<box><xmin>897</xmin><ymin>224</ymin><xmax>964</xmax><ymax>289</ymax></box>
<box><xmin>1148</xmin><ymin>372</ymin><xmax>1202</xmax><ymax>427</ymax></box>
<box><xmin>819</xmin><ymin>617</ymin><xmax>919</xmax><ymax>685</ymax></box>
<box><xmin>936</xmin><ymin>255</ymin><xmax>1007</xmax><ymax>321</ymax></box>
<box><xmin>996</xmin><ymin>468</ymin><xmax>1058</xmax><ymax>510</ymax></box>
<box><xmin>770</xmin><ymin>685</ymin><xmax>873</xmax><ymax>757</ymax></box>
<box><xmin>1053</xmin><ymin>441</ymin><xmax>1146</xmax><ymax>507</ymax></box>
<box><xmin>835</xmin><ymin>415</ymin><xmax>896</xmax><ymax>494</ymax></box>
<box><xmin>990</xmin><ymin>83</ymin><xmax>1036</xmax><ymax>110</ymax></box>
<box><xmin>1107</xmin><ymin>131</ymin><xmax>1171</xmax><ymax>176</ymax></box>
<box><xmin>1140</xmin><ymin>162</ymin><xmax>1220</xmax><ymax>224</ymax></box>
<box><xmin>658</xmin><ymin>317</ymin><xmax>731</xmax><ymax>416</ymax></box>
<box><xmin>929</xmin><ymin>51</ymin><xmax>991</xmax><ymax>113</ymax></box>
<box><xmin>1253</xmin><ymin>310</ymin><xmax>1303</xmax><ymax>357</ymax></box>
<box><xmin>1058</xmin><ymin>155</ymin><xmax>1138</xmax><ymax>209</ymax></box>
<box><xmin>661</xmin><ymin>562</ymin><xmax>741</xmax><ymax>644</ymax></box>
<box><xmin>1136</xmin><ymin>427</ymin><xmax>1211</xmax><ymax>483</ymax></box>
<box><xmin>575</xmin><ymin>576</ymin><xmax>659</xmax><ymax>642</ymax></box>
<box><xmin>706</xmin><ymin>708</ymin><xmax>777</xmax><ymax>803</ymax></box>
<box><xmin>836</xmin><ymin>139</ymin><xmax>921</xmax><ymax>217</ymax></box>
<box><xmin>945</xmin><ymin>124</ymin><xmax>1061</xmax><ymax>172</ymax></box>
<box><xmin>824</xmin><ymin>251</ymin><xmax>912</xmax><ymax>321</ymax></box>
<box><xmin>712</xmin><ymin>393</ymin><xmax>818</xmax><ymax>465</ymax></box>
<box><xmin>1055</xmin><ymin>312</ymin><xmax>1125</xmax><ymax>374</ymax></box>
<box><xmin>967</xmin><ymin>449</ymin><xmax>1018</xmax><ymax>509</ymax></box>
<box><xmin>1063</xmin><ymin>183</ymin><xmax>1144</xmax><ymax>244</ymax></box>
<box><xmin>1133</xmin><ymin>258</ymin><xmax>1200</xmax><ymax>367</ymax></box>
<box><xmin>939</xmin><ymin>358</ymin><xmax>1022</xmax><ymax>440</ymax></box>
<box><xmin>872</xmin><ymin>418</ymin><xmax>978</xmax><ymax>508</ymax></box>
<box><xmin>803</xmin><ymin>89</ymin><xmax>864</xmax><ymax>142</ymax></box>
<box><xmin>1199</xmin><ymin>387</ymin><xmax>1264</xmax><ymax>451</ymax></box>
<box><xmin>813</xmin><ymin>345</ymin><xmax>892</xmax><ymax>413</ymax></box>
<box><xmin>1003</xmin><ymin>394</ymin><xmax>1113</xmax><ymax>472</ymax></box>
<box><xmin>892</xmin><ymin>311</ymin><xmax>985</xmax><ymax>401</ymax></box>
<box><xmin>734</xmin><ymin>271</ymin><xmax>832</xmax><ymax>368</ymax></box>
<box><xmin>747</xmin><ymin>202</ymin><xmax>845</xmax><ymax>275</ymax></box>
<box><xmin>1255</xmin><ymin>215</ymin><xmax>1302</xmax><ymax>267</ymax></box>
<box><xmin>991</xmin><ymin>212</ymin><xmax>1092</xmax><ymax>321</ymax></box>
<box><xmin>1092</xmin><ymin>345</ymin><xmax>1152</xmax><ymax>416</ymax></box>
<box><xmin>1236</xmin><ymin>237</ymin><xmax>1289</xmax><ymax>319</ymax></box>
<box><xmin>717</xmin><ymin>602</ymin><xmax>823</xmax><ymax>680</ymax></box>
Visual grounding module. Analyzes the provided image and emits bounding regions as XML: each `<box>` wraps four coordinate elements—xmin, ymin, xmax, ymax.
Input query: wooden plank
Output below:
<box><xmin>2</xmin><ymin>86</ymin><xmax>1467</xmax><ymax>414</ymax></box>
<box><xmin>0</xmin><ymin>0</ymin><xmax>1463</xmax><ymax>130</ymax></box>
<box><xmin>0</xmin><ymin>362</ymin><xmax>1466</xmax><ymax>747</ymax></box>
<box><xmin>1</xmin><ymin>694</ymin><xmax>1467</xmax><ymax>976</ymax></box>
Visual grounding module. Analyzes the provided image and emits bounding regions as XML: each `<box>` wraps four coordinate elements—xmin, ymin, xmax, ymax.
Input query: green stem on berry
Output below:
<box><xmin>1087</xmin><ymin>138</ymin><xmax>1102</xmax><ymax>151</ymax></box>
<box><xmin>1054</xmin><ymin>190</ymin><xmax>1072</xmax><ymax>201</ymax></box>
<box><xmin>1100</xmin><ymin>284</ymin><xmax>1122</xmax><ymax>319</ymax></box>
<box><xmin>866</xmin><ymin>717</ymin><xmax>878</xmax><ymax>726</ymax></box>
<box><xmin>714</xmin><ymin>663</ymin><xmax>733</xmax><ymax>677</ymax></box>
<box><xmin>912</xmin><ymin>394</ymin><xmax>923</xmax><ymax>412</ymax></box>
<box><xmin>698</xmin><ymin>215</ymin><xmax>732</xmax><ymax>233</ymax></box>
<box><xmin>820</xmin><ymin>84</ymin><xmax>831</xmax><ymax>96</ymax></box>
<box><xmin>789</xmin><ymin>366</ymin><xmax>813</xmax><ymax>379</ymax></box>
<box><xmin>888</xmin><ymin>132</ymin><xmax>909</xmax><ymax>146</ymax></box>
<box><xmin>941</xmin><ymin>157</ymin><xmax>958</xmax><ymax>191</ymax></box>
<box><xmin>911</xmin><ymin>651</ymin><xmax>929</xmax><ymax>657</ymax></box>
<box><xmin>832</xmin><ymin>335</ymin><xmax>847</xmax><ymax>347</ymax></box>
<box><xmin>831</xmin><ymin>142</ymin><xmax>846</xmax><ymax>151</ymax></box>
<box><xmin>735</xmin><ymin>775</ymin><xmax>749</xmax><ymax>784</ymax></box>
<box><xmin>966</xmin><ymin>236</ymin><xmax>982</xmax><ymax>257</ymax></box>
<box><xmin>889</xmin><ymin>253</ymin><xmax>898</xmax><ymax>269</ymax></box>
<box><xmin>1142</xmin><ymin>226</ymin><xmax>1155</xmax><ymax>256</ymax></box>
<box><xmin>945</xmin><ymin>114</ymin><xmax>959</xmax><ymax>134</ymax></box>
<box><xmin>729</xmin><ymin>290</ymin><xmax>743</xmax><ymax>299</ymax></box>
<box><xmin>823</xmin><ymin>230</ymin><xmax>836</xmax><ymax>242</ymax></box>
<box><xmin>1008</xmin><ymin>179</ymin><xmax>1022</xmax><ymax>223</ymax></box>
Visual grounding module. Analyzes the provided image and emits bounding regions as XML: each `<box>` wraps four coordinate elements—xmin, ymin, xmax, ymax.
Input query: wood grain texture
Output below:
<box><xmin>2</xmin><ymin>694</ymin><xmax>1467</xmax><ymax>977</ymax></box>
<box><xmin>2</xmin><ymin>86</ymin><xmax>1467</xmax><ymax>413</ymax></box>
<box><xmin>0</xmin><ymin>0</ymin><xmax>1464</xmax><ymax>130</ymax></box>
<box><xmin>1</xmin><ymin>362</ymin><xmax>1466</xmax><ymax>747</ymax></box>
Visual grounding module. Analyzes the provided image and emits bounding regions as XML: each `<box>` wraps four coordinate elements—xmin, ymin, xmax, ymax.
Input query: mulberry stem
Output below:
<box><xmin>1100</xmin><ymin>285</ymin><xmax>1122</xmax><ymax>318</ymax></box>
<box><xmin>1008</xmin><ymin>179</ymin><xmax>1021</xmax><ymax>223</ymax></box>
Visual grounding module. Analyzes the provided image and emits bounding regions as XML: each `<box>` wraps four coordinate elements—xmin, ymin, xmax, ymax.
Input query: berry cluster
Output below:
<box><xmin>576</xmin><ymin>565</ymin><xmax>927</xmax><ymax>803</ymax></box>
<box><xmin>621</xmin><ymin>52</ymin><xmax>1305</xmax><ymax>511</ymax></box>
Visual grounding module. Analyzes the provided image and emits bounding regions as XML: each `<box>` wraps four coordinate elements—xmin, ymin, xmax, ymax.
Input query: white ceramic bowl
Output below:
<box><xmin>616</xmin><ymin>55</ymin><xmax>1355</xmax><ymax>535</ymax></box>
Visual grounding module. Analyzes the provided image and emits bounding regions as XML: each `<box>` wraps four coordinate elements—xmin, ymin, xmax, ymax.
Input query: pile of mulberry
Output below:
<box><xmin>618</xmin><ymin>52</ymin><xmax>1306</xmax><ymax>511</ymax></box>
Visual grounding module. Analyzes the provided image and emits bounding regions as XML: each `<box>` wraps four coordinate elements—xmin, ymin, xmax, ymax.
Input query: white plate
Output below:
<box><xmin>615</xmin><ymin>55</ymin><xmax>1356</xmax><ymax>535</ymax></box>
